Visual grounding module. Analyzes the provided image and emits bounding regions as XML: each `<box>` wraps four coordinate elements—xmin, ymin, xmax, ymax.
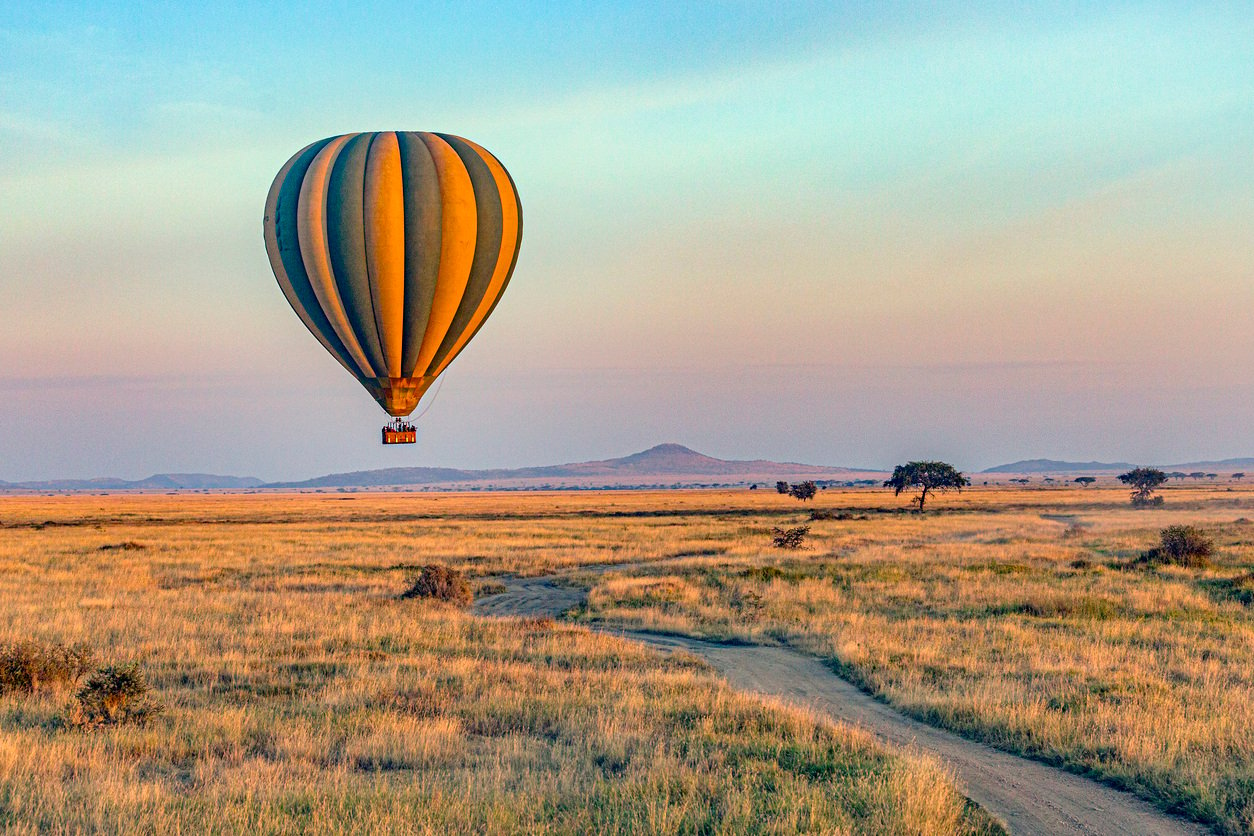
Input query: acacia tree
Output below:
<box><xmin>1074</xmin><ymin>476</ymin><xmax>1096</xmax><ymax>487</ymax></box>
<box><xmin>775</xmin><ymin>481</ymin><xmax>790</xmax><ymax>495</ymax></box>
<box><xmin>788</xmin><ymin>481</ymin><xmax>818</xmax><ymax>501</ymax></box>
<box><xmin>883</xmin><ymin>461</ymin><xmax>969</xmax><ymax>512</ymax></box>
<box><xmin>1118</xmin><ymin>467</ymin><xmax>1167</xmax><ymax>507</ymax></box>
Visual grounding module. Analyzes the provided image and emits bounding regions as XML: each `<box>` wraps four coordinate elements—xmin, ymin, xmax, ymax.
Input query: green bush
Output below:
<box><xmin>1140</xmin><ymin>525</ymin><xmax>1215</xmax><ymax>567</ymax></box>
<box><xmin>771</xmin><ymin>526</ymin><xmax>810</xmax><ymax>549</ymax></box>
<box><xmin>0</xmin><ymin>641</ymin><xmax>95</xmax><ymax>695</ymax></box>
<box><xmin>69</xmin><ymin>663</ymin><xmax>163</xmax><ymax>728</ymax></box>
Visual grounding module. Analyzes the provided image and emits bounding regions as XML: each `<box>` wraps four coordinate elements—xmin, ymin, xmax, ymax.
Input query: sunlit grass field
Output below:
<box><xmin>2</xmin><ymin>484</ymin><xmax>1251</xmax><ymax>831</ymax></box>
<box><xmin>0</xmin><ymin>490</ymin><xmax>999</xmax><ymax>834</ymax></box>
<box><xmin>570</xmin><ymin>485</ymin><xmax>1254</xmax><ymax>834</ymax></box>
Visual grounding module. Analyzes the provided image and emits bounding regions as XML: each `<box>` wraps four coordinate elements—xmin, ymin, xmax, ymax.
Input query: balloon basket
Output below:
<box><xmin>382</xmin><ymin>419</ymin><xmax>417</xmax><ymax>445</ymax></box>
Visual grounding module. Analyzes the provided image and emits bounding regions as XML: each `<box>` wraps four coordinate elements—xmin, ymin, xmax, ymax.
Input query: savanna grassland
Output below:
<box><xmin>0</xmin><ymin>491</ymin><xmax>998</xmax><ymax>835</ymax></box>
<box><xmin>569</xmin><ymin>485</ymin><xmax>1254</xmax><ymax>834</ymax></box>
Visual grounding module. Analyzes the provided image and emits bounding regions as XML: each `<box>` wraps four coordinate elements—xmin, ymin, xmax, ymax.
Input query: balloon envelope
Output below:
<box><xmin>263</xmin><ymin>131</ymin><xmax>522</xmax><ymax>416</ymax></box>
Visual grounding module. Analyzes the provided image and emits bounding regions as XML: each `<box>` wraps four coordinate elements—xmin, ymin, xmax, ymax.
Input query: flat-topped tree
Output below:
<box><xmin>1074</xmin><ymin>476</ymin><xmax>1096</xmax><ymax>487</ymax></box>
<box><xmin>788</xmin><ymin>481</ymin><xmax>818</xmax><ymax>501</ymax></box>
<box><xmin>1118</xmin><ymin>467</ymin><xmax>1167</xmax><ymax>507</ymax></box>
<box><xmin>884</xmin><ymin>461</ymin><xmax>969</xmax><ymax>512</ymax></box>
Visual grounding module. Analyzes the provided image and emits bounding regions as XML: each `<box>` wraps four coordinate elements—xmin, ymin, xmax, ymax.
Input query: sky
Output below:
<box><xmin>2</xmin><ymin>1</ymin><xmax>1252</xmax><ymax>481</ymax></box>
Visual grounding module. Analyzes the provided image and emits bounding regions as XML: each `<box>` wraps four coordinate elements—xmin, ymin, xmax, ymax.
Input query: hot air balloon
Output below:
<box><xmin>263</xmin><ymin>132</ymin><xmax>522</xmax><ymax>444</ymax></box>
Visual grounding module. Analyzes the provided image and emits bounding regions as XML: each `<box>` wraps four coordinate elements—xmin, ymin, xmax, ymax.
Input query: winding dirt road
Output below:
<box><xmin>473</xmin><ymin>575</ymin><xmax>1206</xmax><ymax>836</ymax></box>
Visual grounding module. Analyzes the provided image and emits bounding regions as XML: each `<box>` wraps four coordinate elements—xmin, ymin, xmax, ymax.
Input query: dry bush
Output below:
<box><xmin>0</xmin><ymin>641</ymin><xmax>95</xmax><ymax>695</ymax></box>
<box><xmin>98</xmin><ymin>541</ymin><xmax>146</xmax><ymax>551</ymax></box>
<box><xmin>771</xmin><ymin>526</ymin><xmax>810</xmax><ymax>549</ymax></box>
<box><xmin>1139</xmin><ymin>525</ymin><xmax>1215</xmax><ymax>568</ymax></box>
<box><xmin>401</xmin><ymin>564</ymin><xmax>473</xmax><ymax>606</ymax></box>
<box><xmin>69</xmin><ymin>663</ymin><xmax>163</xmax><ymax>728</ymax></box>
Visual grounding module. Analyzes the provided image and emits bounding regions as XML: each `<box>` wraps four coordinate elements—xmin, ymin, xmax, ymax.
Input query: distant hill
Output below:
<box><xmin>1</xmin><ymin>445</ymin><xmax>874</xmax><ymax>493</ymax></box>
<box><xmin>984</xmin><ymin>457</ymin><xmax>1254</xmax><ymax>474</ymax></box>
<box><xmin>1167</xmin><ymin>458</ymin><xmax>1254</xmax><ymax>470</ymax></box>
<box><xmin>9</xmin><ymin>447</ymin><xmax>1249</xmax><ymax>491</ymax></box>
<box><xmin>266</xmin><ymin>467</ymin><xmax>477</xmax><ymax>489</ymax></box>
<box><xmin>0</xmin><ymin>473</ymin><xmax>265</xmax><ymax>491</ymax></box>
<box><xmin>268</xmin><ymin>444</ymin><xmax>877</xmax><ymax>489</ymax></box>
<box><xmin>983</xmin><ymin>459</ymin><xmax>1135</xmax><ymax>474</ymax></box>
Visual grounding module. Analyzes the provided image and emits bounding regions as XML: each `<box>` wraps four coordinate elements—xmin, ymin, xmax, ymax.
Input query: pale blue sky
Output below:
<box><xmin>2</xmin><ymin>2</ymin><xmax>1252</xmax><ymax>480</ymax></box>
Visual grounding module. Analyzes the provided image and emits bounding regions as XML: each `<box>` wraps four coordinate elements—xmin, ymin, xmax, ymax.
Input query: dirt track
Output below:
<box><xmin>473</xmin><ymin>575</ymin><xmax>1206</xmax><ymax>836</ymax></box>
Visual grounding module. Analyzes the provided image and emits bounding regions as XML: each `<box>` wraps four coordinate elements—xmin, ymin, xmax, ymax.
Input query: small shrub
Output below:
<box><xmin>771</xmin><ymin>526</ymin><xmax>810</xmax><ymax>549</ymax></box>
<box><xmin>401</xmin><ymin>564</ymin><xmax>473</xmax><ymax>606</ymax></box>
<box><xmin>0</xmin><ymin>641</ymin><xmax>95</xmax><ymax>695</ymax></box>
<box><xmin>69</xmin><ymin>663</ymin><xmax>163</xmax><ymax>728</ymax></box>
<box><xmin>1157</xmin><ymin>525</ymin><xmax>1215</xmax><ymax>566</ymax></box>
<box><xmin>1139</xmin><ymin>525</ymin><xmax>1215</xmax><ymax>568</ymax></box>
<box><xmin>1068</xmin><ymin>558</ymin><xmax>1093</xmax><ymax>571</ymax></box>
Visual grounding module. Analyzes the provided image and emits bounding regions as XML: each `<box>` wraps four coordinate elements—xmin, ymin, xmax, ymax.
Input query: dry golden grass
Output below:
<box><xmin>571</xmin><ymin>485</ymin><xmax>1254</xmax><ymax>834</ymax></box>
<box><xmin>0</xmin><ymin>490</ymin><xmax>996</xmax><ymax>834</ymax></box>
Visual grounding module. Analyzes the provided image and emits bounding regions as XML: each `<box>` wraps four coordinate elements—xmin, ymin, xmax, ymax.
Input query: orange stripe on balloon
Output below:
<box><xmin>296</xmin><ymin>133</ymin><xmax>376</xmax><ymax>377</ymax></box>
<box><xmin>363</xmin><ymin>132</ymin><xmax>407</xmax><ymax>378</ymax></box>
<box><xmin>410</xmin><ymin>133</ymin><xmax>477</xmax><ymax>377</ymax></box>
<box><xmin>430</xmin><ymin>139</ymin><xmax>519</xmax><ymax>378</ymax></box>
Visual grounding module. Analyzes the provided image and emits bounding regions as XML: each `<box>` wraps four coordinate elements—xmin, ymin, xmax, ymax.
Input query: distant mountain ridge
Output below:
<box><xmin>2</xmin><ymin>445</ymin><xmax>875</xmax><ymax>492</ymax></box>
<box><xmin>0</xmin><ymin>473</ymin><xmax>265</xmax><ymax>491</ymax></box>
<box><xmin>982</xmin><ymin>459</ymin><xmax>1135</xmax><ymax>473</ymax></box>
<box><xmin>267</xmin><ymin>444</ymin><xmax>871</xmax><ymax>489</ymax></box>
<box><xmin>984</xmin><ymin>457</ymin><xmax>1254</xmax><ymax>474</ymax></box>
